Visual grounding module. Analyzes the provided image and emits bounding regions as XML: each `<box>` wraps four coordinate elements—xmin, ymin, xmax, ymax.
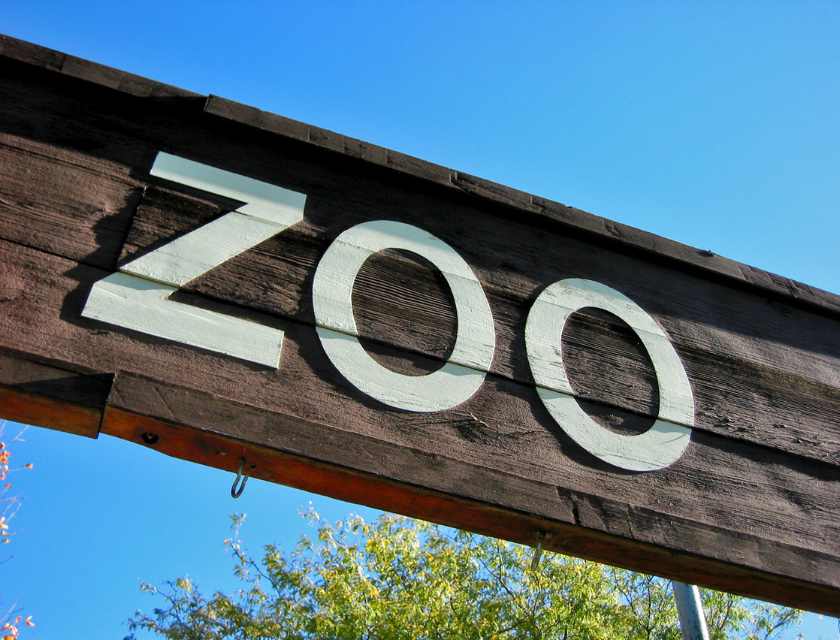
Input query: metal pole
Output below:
<box><xmin>673</xmin><ymin>582</ymin><xmax>710</xmax><ymax>640</ymax></box>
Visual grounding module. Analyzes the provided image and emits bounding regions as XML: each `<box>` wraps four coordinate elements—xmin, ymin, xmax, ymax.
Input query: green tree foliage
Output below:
<box><xmin>126</xmin><ymin>510</ymin><xmax>801</xmax><ymax>640</ymax></box>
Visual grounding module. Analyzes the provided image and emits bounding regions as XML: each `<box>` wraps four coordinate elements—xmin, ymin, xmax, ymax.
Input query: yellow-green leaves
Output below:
<box><xmin>126</xmin><ymin>510</ymin><xmax>802</xmax><ymax>640</ymax></box>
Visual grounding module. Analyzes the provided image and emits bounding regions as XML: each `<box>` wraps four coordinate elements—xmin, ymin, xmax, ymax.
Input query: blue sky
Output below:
<box><xmin>1</xmin><ymin>2</ymin><xmax>839</xmax><ymax>637</ymax></box>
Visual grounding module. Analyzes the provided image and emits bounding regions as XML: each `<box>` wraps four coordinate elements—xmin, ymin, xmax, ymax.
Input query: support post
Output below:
<box><xmin>673</xmin><ymin>582</ymin><xmax>710</xmax><ymax>640</ymax></box>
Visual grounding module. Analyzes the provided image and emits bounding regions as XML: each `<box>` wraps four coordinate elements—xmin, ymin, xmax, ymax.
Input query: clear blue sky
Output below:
<box><xmin>2</xmin><ymin>2</ymin><xmax>839</xmax><ymax>638</ymax></box>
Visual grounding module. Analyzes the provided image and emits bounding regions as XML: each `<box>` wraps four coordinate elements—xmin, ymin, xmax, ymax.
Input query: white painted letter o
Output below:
<box><xmin>525</xmin><ymin>278</ymin><xmax>694</xmax><ymax>471</ymax></box>
<box><xmin>312</xmin><ymin>220</ymin><xmax>495</xmax><ymax>412</ymax></box>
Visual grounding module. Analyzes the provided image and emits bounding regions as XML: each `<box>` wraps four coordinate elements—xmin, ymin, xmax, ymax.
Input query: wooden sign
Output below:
<box><xmin>1</xmin><ymin>35</ymin><xmax>840</xmax><ymax>613</ymax></box>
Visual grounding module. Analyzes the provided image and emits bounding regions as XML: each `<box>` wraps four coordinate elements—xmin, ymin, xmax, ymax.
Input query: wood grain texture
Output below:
<box><xmin>0</xmin><ymin>35</ymin><xmax>201</xmax><ymax>99</ymax></box>
<box><xmin>0</xmin><ymin>349</ymin><xmax>109</xmax><ymax>437</ymax></box>
<box><xmin>0</xmin><ymin>385</ymin><xmax>101</xmax><ymax>438</ymax></box>
<box><xmin>2</xmin><ymin>35</ymin><xmax>840</xmax><ymax>612</ymax></box>
<box><xmin>1</xmin><ymin>32</ymin><xmax>837</xmax><ymax>314</ymax></box>
<box><xmin>113</xmin><ymin>184</ymin><xmax>840</xmax><ymax>466</ymax></box>
<box><xmin>2</xmin><ymin>239</ymin><xmax>839</xmax><ymax>592</ymax></box>
<box><xmin>0</xmin><ymin>133</ymin><xmax>142</xmax><ymax>270</ymax></box>
<box><xmin>99</xmin><ymin>404</ymin><xmax>840</xmax><ymax>614</ymax></box>
<box><xmin>100</xmin><ymin>372</ymin><xmax>840</xmax><ymax>614</ymax></box>
<box><xmin>201</xmin><ymin>94</ymin><xmax>840</xmax><ymax>316</ymax></box>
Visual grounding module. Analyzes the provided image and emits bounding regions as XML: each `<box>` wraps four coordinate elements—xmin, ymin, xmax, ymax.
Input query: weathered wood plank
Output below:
<box><xmin>3</xmin><ymin>66</ymin><xmax>840</xmax><ymax>468</ymax></box>
<box><xmin>3</xmin><ymin>35</ymin><xmax>840</xmax><ymax>612</ymax></box>
<box><xmin>100</xmin><ymin>405</ymin><xmax>840</xmax><ymax>614</ymax></box>
<box><xmin>202</xmin><ymin>94</ymin><xmax>840</xmax><ymax>317</ymax></box>
<box><xmin>102</xmin><ymin>371</ymin><xmax>574</xmax><ymax>525</ymax></box>
<box><xmin>3</xmin><ymin>113</ymin><xmax>838</xmax><ymax>468</ymax></box>
<box><xmin>0</xmin><ymin>348</ymin><xmax>111</xmax><ymax>408</ymax></box>
<box><xmin>109</xmin><ymin>184</ymin><xmax>840</xmax><ymax>466</ymax></box>
<box><xmin>0</xmin><ymin>35</ymin><xmax>201</xmax><ymax>99</ymax></box>
<box><xmin>0</xmin><ymin>134</ymin><xmax>142</xmax><ymax>270</ymax></box>
<box><xmin>100</xmin><ymin>371</ymin><xmax>840</xmax><ymax>614</ymax></box>
<box><xmin>121</xmin><ymin>175</ymin><xmax>840</xmax><ymax>398</ymax></box>
<box><xmin>0</xmin><ymin>349</ymin><xmax>109</xmax><ymax>437</ymax></box>
<box><xmin>2</xmin><ymin>39</ymin><xmax>839</xmax><ymax>318</ymax></box>
<box><xmin>203</xmin><ymin>91</ymin><xmax>840</xmax><ymax>309</ymax></box>
<box><xmin>1</xmin><ymin>53</ymin><xmax>840</xmax><ymax>400</ymax></box>
<box><xmin>2</xmin><ymin>238</ymin><xmax>839</xmax><ymax>568</ymax></box>
<box><xmin>0</xmin><ymin>384</ymin><xmax>100</xmax><ymax>438</ymax></box>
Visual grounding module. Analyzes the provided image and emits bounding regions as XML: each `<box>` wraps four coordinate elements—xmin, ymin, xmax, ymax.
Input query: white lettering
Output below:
<box><xmin>82</xmin><ymin>153</ymin><xmax>306</xmax><ymax>367</ymax></box>
<box><xmin>525</xmin><ymin>278</ymin><xmax>694</xmax><ymax>471</ymax></box>
<box><xmin>312</xmin><ymin>220</ymin><xmax>495</xmax><ymax>412</ymax></box>
<box><xmin>82</xmin><ymin>153</ymin><xmax>697</xmax><ymax>470</ymax></box>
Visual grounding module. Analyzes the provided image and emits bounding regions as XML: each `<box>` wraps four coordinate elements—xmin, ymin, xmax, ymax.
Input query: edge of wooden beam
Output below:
<box><xmin>101</xmin><ymin>399</ymin><xmax>840</xmax><ymax>616</ymax></box>
<box><xmin>98</xmin><ymin>370</ymin><xmax>840</xmax><ymax>615</ymax></box>
<box><xmin>1</xmin><ymin>33</ymin><xmax>838</xmax><ymax>318</ymax></box>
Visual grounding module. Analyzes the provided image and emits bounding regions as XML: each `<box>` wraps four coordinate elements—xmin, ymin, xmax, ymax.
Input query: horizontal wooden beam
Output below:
<box><xmin>2</xmin><ymin>33</ymin><xmax>840</xmax><ymax>614</ymax></box>
<box><xmin>101</xmin><ymin>371</ymin><xmax>840</xmax><ymax>614</ymax></box>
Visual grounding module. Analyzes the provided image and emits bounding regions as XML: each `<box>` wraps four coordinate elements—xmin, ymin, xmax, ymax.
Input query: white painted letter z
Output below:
<box><xmin>82</xmin><ymin>153</ymin><xmax>306</xmax><ymax>368</ymax></box>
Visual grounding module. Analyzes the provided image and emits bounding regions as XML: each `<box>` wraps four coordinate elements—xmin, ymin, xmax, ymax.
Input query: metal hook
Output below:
<box><xmin>530</xmin><ymin>531</ymin><xmax>545</xmax><ymax>571</ymax></box>
<box><xmin>231</xmin><ymin>457</ymin><xmax>249</xmax><ymax>499</ymax></box>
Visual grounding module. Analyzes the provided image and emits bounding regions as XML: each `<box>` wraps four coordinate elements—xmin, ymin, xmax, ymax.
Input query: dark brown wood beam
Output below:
<box><xmin>1</xmin><ymin>34</ymin><xmax>839</xmax><ymax>614</ymax></box>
